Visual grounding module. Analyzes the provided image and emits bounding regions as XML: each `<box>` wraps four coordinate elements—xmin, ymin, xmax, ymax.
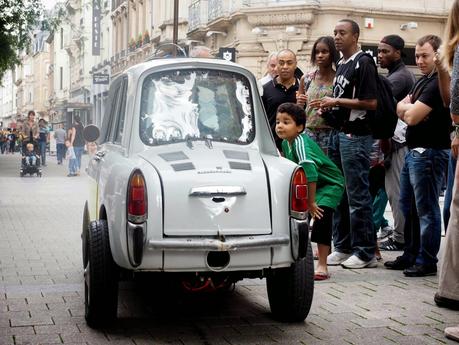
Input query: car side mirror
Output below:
<box><xmin>83</xmin><ymin>125</ymin><xmax>100</xmax><ymax>142</ymax></box>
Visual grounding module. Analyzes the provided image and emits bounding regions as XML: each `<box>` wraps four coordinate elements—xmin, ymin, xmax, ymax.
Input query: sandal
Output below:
<box><xmin>314</xmin><ymin>272</ymin><xmax>330</xmax><ymax>281</ymax></box>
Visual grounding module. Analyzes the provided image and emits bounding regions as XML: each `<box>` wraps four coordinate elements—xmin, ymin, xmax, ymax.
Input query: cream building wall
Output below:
<box><xmin>187</xmin><ymin>0</ymin><xmax>453</xmax><ymax>78</ymax></box>
<box><xmin>32</xmin><ymin>31</ymin><xmax>51</xmax><ymax>121</ymax></box>
<box><xmin>0</xmin><ymin>70</ymin><xmax>17</xmax><ymax>126</ymax></box>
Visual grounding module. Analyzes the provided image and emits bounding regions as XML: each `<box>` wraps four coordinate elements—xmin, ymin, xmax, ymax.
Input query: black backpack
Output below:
<box><xmin>354</xmin><ymin>53</ymin><xmax>398</xmax><ymax>139</ymax></box>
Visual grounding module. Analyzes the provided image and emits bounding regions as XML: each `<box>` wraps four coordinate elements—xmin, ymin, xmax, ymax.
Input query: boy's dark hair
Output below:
<box><xmin>338</xmin><ymin>19</ymin><xmax>360</xmax><ymax>38</ymax></box>
<box><xmin>277</xmin><ymin>102</ymin><xmax>306</xmax><ymax>128</ymax></box>
<box><xmin>311</xmin><ymin>36</ymin><xmax>339</xmax><ymax>65</ymax></box>
<box><xmin>417</xmin><ymin>35</ymin><xmax>442</xmax><ymax>52</ymax></box>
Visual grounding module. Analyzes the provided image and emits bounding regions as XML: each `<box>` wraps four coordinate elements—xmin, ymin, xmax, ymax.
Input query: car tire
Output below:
<box><xmin>266</xmin><ymin>240</ymin><xmax>314</xmax><ymax>322</ymax></box>
<box><xmin>82</xmin><ymin>202</ymin><xmax>90</xmax><ymax>267</ymax></box>
<box><xmin>84</xmin><ymin>219</ymin><xmax>119</xmax><ymax>328</ymax></box>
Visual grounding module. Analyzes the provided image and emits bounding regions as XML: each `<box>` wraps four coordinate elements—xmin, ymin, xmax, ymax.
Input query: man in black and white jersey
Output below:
<box><xmin>315</xmin><ymin>19</ymin><xmax>378</xmax><ymax>269</ymax></box>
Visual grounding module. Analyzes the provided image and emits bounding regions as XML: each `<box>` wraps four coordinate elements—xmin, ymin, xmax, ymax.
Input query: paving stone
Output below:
<box><xmin>14</xmin><ymin>333</ymin><xmax>62</xmax><ymax>345</ymax></box>
<box><xmin>0</xmin><ymin>154</ymin><xmax>456</xmax><ymax>345</ymax></box>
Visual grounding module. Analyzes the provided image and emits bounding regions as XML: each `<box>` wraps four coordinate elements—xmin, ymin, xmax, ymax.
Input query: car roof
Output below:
<box><xmin>123</xmin><ymin>58</ymin><xmax>251</xmax><ymax>79</ymax></box>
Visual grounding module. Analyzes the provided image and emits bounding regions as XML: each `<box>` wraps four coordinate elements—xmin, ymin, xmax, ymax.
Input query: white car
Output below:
<box><xmin>82</xmin><ymin>57</ymin><xmax>313</xmax><ymax>328</ymax></box>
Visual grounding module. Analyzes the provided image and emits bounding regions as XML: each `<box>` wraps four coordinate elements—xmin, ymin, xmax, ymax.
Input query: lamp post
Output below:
<box><xmin>173</xmin><ymin>0</ymin><xmax>179</xmax><ymax>56</ymax></box>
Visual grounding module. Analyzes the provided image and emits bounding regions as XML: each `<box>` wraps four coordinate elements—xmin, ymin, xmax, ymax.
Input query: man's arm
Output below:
<box><xmin>397</xmin><ymin>99</ymin><xmax>432</xmax><ymax>126</ymax></box>
<box><xmin>319</xmin><ymin>56</ymin><xmax>377</xmax><ymax>111</ymax></box>
<box><xmin>434</xmin><ymin>52</ymin><xmax>451</xmax><ymax>107</ymax></box>
<box><xmin>319</xmin><ymin>97</ymin><xmax>377</xmax><ymax>110</ymax></box>
<box><xmin>69</xmin><ymin>127</ymin><xmax>75</xmax><ymax>145</ymax></box>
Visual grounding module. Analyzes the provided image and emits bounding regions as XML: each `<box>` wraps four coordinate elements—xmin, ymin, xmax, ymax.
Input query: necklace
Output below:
<box><xmin>278</xmin><ymin>76</ymin><xmax>295</xmax><ymax>88</ymax></box>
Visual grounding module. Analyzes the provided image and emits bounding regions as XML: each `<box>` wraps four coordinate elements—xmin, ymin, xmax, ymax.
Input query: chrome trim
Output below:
<box><xmin>189</xmin><ymin>186</ymin><xmax>247</xmax><ymax>197</ymax></box>
<box><xmin>290</xmin><ymin>210</ymin><xmax>308</xmax><ymax>220</ymax></box>
<box><xmin>128</xmin><ymin>214</ymin><xmax>147</xmax><ymax>224</ymax></box>
<box><xmin>147</xmin><ymin>235</ymin><xmax>289</xmax><ymax>251</ymax></box>
<box><xmin>290</xmin><ymin>218</ymin><xmax>309</xmax><ymax>260</ymax></box>
<box><xmin>127</xmin><ymin>222</ymin><xmax>146</xmax><ymax>266</ymax></box>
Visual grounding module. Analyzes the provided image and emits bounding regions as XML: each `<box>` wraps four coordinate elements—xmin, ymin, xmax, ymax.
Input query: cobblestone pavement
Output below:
<box><xmin>0</xmin><ymin>153</ymin><xmax>457</xmax><ymax>345</ymax></box>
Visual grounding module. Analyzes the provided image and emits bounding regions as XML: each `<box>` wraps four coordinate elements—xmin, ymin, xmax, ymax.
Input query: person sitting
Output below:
<box><xmin>23</xmin><ymin>143</ymin><xmax>39</xmax><ymax>166</ymax></box>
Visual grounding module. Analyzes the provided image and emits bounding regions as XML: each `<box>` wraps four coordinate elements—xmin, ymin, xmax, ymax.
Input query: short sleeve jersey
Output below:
<box><xmin>406</xmin><ymin>74</ymin><xmax>451</xmax><ymax>149</ymax></box>
<box><xmin>331</xmin><ymin>51</ymin><xmax>377</xmax><ymax>135</ymax></box>
<box><xmin>282</xmin><ymin>133</ymin><xmax>344</xmax><ymax>209</ymax></box>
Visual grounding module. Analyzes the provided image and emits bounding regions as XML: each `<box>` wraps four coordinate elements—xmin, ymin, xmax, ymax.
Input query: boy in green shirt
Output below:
<box><xmin>276</xmin><ymin>102</ymin><xmax>344</xmax><ymax>280</ymax></box>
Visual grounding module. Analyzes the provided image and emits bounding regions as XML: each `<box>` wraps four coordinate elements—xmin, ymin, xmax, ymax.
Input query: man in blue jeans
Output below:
<box><xmin>316</xmin><ymin>19</ymin><xmax>378</xmax><ymax>269</ymax></box>
<box><xmin>387</xmin><ymin>35</ymin><xmax>451</xmax><ymax>277</ymax></box>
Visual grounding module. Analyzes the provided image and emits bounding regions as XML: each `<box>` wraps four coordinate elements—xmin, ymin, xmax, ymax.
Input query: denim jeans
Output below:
<box><xmin>39</xmin><ymin>141</ymin><xmax>47</xmax><ymax>165</ymax></box>
<box><xmin>56</xmin><ymin>143</ymin><xmax>66</xmax><ymax>163</ymax></box>
<box><xmin>328</xmin><ymin>130</ymin><xmax>375</xmax><ymax>261</ymax></box>
<box><xmin>443</xmin><ymin>151</ymin><xmax>457</xmax><ymax>229</ymax></box>
<box><xmin>73</xmin><ymin>146</ymin><xmax>84</xmax><ymax>171</ymax></box>
<box><xmin>69</xmin><ymin>158</ymin><xmax>77</xmax><ymax>174</ymax></box>
<box><xmin>399</xmin><ymin>148</ymin><xmax>449</xmax><ymax>265</ymax></box>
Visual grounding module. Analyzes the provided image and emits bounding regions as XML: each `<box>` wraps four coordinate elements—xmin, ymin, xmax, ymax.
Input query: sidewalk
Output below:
<box><xmin>0</xmin><ymin>153</ymin><xmax>456</xmax><ymax>345</ymax></box>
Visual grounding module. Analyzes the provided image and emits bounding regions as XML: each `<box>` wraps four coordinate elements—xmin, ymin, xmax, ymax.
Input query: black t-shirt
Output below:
<box><xmin>262</xmin><ymin>77</ymin><xmax>299</xmax><ymax>148</ymax></box>
<box><xmin>405</xmin><ymin>74</ymin><xmax>451</xmax><ymax>149</ymax></box>
<box><xmin>331</xmin><ymin>51</ymin><xmax>377</xmax><ymax>135</ymax></box>
<box><xmin>73</xmin><ymin>122</ymin><xmax>85</xmax><ymax>147</ymax></box>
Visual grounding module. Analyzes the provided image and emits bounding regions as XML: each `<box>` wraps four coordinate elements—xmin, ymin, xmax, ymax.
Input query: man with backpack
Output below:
<box><xmin>377</xmin><ymin>35</ymin><xmax>416</xmax><ymax>252</ymax></box>
<box><xmin>317</xmin><ymin>19</ymin><xmax>378</xmax><ymax>269</ymax></box>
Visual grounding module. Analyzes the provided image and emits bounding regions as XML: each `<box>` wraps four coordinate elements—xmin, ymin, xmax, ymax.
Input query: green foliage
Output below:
<box><xmin>0</xmin><ymin>0</ymin><xmax>43</xmax><ymax>81</ymax></box>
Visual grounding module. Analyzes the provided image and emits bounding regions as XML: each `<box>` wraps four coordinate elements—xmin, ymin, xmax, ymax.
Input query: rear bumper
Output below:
<box><xmin>147</xmin><ymin>235</ymin><xmax>289</xmax><ymax>251</ymax></box>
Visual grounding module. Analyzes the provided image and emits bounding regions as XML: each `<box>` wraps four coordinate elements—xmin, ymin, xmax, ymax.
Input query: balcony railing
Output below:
<box><xmin>111</xmin><ymin>0</ymin><xmax>126</xmax><ymax>11</ymax></box>
<box><xmin>208</xmin><ymin>0</ymin><xmax>224</xmax><ymax>22</ymax></box>
<box><xmin>188</xmin><ymin>0</ymin><xmax>208</xmax><ymax>31</ymax></box>
<box><xmin>242</xmin><ymin>0</ymin><xmax>318</xmax><ymax>5</ymax></box>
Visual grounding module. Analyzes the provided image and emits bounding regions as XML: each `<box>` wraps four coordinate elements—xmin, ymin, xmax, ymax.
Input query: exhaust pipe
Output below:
<box><xmin>206</xmin><ymin>251</ymin><xmax>230</xmax><ymax>271</ymax></box>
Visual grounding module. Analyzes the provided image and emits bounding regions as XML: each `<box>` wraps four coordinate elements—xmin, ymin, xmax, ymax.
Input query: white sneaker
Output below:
<box><xmin>327</xmin><ymin>251</ymin><xmax>352</xmax><ymax>266</ymax></box>
<box><xmin>341</xmin><ymin>255</ymin><xmax>378</xmax><ymax>269</ymax></box>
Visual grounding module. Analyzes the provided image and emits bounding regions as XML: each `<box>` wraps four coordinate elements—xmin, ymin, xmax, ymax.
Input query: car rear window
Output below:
<box><xmin>139</xmin><ymin>68</ymin><xmax>255</xmax><ymax>146</ymax></box>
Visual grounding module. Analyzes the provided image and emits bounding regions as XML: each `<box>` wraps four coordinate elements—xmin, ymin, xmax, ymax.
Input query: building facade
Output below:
<box><xmin>1</xmin><ymin>0</ymin><xmax>454</xmax><ymax>129</ymax></box>
<box><xmin>0</xmin><ymin>70</ymin><xmax>17</xmax><ymax>128</ymax></box>
<box><xmin>187</xmin><ymin>0</ymin><xmax>453</xmax><ymax>77</ymax></box>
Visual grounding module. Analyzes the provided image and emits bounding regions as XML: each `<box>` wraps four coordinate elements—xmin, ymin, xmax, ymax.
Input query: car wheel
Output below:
<box><xmin>82</xmin><ymin>202</ymin><xmax>90</xmax><ymax>267</ymax></box>
<box><xmin>266</xmin><ymin>240</ymin><xmax>314</xmax><ymax>322</ymax></box>
<box><xmin>84</xmin><ymin>219</ymin><xmax>119</xmax><ymax>328</ymax></box>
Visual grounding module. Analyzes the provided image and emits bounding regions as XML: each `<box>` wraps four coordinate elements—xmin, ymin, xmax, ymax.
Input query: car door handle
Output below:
<box><xmin>189</xmin><ymin>186</ymin><xmax>246</xmax><ymax>197</ymax></box>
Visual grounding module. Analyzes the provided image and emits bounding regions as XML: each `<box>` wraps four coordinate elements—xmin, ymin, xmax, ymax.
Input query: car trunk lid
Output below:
<box><xmin>139</xmin><ymin>143</ymin><xmax>272</xmax><ymax>236</ymax></box>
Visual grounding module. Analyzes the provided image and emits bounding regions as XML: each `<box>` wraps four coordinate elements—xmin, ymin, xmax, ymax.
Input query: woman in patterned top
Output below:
<box><xmin>297</xmin><ymin>36</ymin><xmax>338</xmax><ymax>154</ymax></box>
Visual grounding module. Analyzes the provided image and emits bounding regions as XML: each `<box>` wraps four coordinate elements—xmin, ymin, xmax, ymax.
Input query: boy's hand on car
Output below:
<box><xmin>310</xmin><ymin>202</ymin><xmax>324</xmax><ymax>220</ymax></box>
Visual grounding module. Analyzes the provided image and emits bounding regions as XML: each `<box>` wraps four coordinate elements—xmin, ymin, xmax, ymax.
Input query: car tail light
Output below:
<box><xmin>290</xmin><ymin>168</ymin><xmax>308</xmax><ymax>215</ymax></box>
<box><xmin>127</xmin><ymin>170</ymin><xmax>147</xmax><ymax>223</ymax></box>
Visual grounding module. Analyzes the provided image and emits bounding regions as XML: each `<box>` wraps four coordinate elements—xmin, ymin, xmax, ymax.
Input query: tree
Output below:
<box><xmin>0</xmin><ymin>0</ymin><xmax>43</xmax><ymax>82</ymax></box>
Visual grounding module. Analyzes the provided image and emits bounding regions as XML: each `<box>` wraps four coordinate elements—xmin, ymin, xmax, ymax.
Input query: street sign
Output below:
<box><xmin>93</xmin><ymin>73</ymin><xmax>110</xmax><ymax>85</ymax></box>
<box><xmin>92</xmin><ymin>0</ymin><xmax>101</xmax><ymax>56</ymax></box>
<box><xmin>218</xmin><ymin>47</ymin><xmax>236</xmax><ymax>62</ymax></box>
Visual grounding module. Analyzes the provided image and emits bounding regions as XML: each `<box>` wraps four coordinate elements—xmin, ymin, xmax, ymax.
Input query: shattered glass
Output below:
<box><xmin>139</xmin><ymin>69</ymin><xmax>255</xmax><ymax>146</ymax></box>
